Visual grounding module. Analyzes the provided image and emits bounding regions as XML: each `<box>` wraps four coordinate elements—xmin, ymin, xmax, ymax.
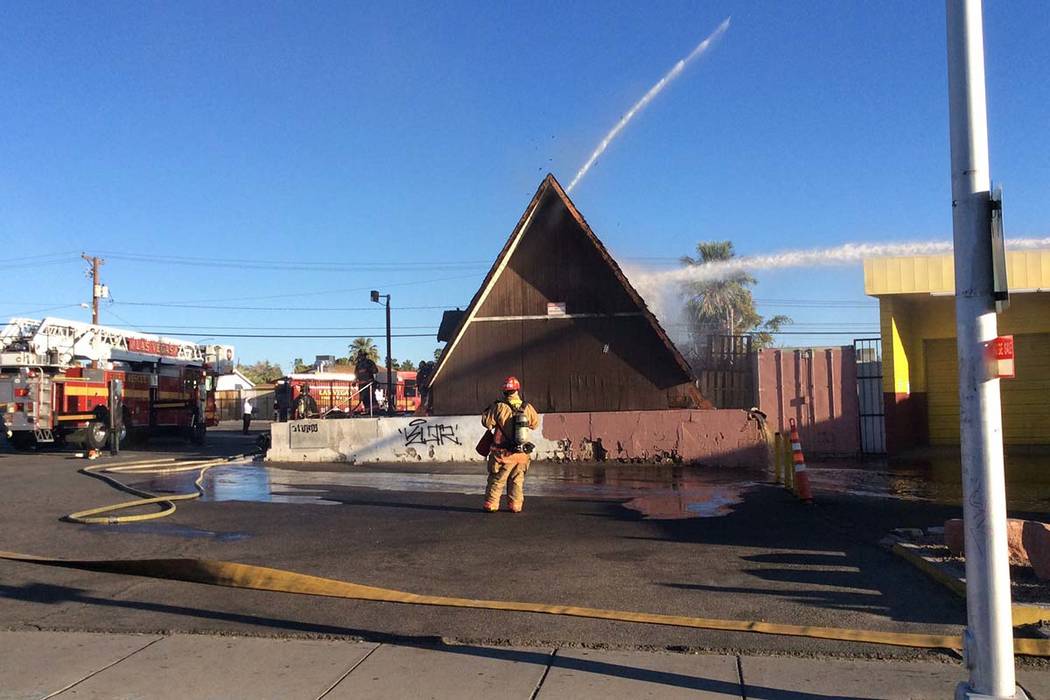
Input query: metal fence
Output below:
<box><xmin>853</xmin><ymin>337</ymin><xmax>886</xmax><ymax>454</ymax></box>
<box><xmin>693</xmin><ymin>334</ymin><xmax>756</xmax><ymax>409</ymax></box>
<box><xmin>216</xmin><ymin>389</ymin><xmax>275</xmax><ymax>421</ymax></box>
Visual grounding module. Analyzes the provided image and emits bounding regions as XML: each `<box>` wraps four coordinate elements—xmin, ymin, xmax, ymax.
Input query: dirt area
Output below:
<box><xmin>889</xmin><ymin>530</ymin><xmax>1050</xmax><ymax>606</ymax></box>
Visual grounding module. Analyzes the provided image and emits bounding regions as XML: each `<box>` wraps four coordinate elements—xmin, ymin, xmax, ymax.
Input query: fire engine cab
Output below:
<box><xmin>0</xmin><ymin>317</ymin><xmax>234</xmax><ymax>450</ymax></box>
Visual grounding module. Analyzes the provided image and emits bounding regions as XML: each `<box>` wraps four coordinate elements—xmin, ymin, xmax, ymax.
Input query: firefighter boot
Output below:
<box><xmin>484</xmin><ymin>460</ymin><xmax>510</xmax><ymax>512</ymax></box>
<box><xmin>506</xmin><ymin>463</ymin><xmax>526</xmax><ymax>512</ymax></box>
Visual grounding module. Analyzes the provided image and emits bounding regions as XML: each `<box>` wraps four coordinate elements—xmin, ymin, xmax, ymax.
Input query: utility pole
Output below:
<box><xmin>371</xmin><ymin>290</ymin><xmax>394</xmax><ymax>416</ymax></box>
<box><xmin>945</xmin><ymin>2</ymin><xmax>1018</xmax><ymax>698</ymax></box>
<box><xmin>81</xmin><ymin>253</ymin><xmax>105</xmax><ymax>325</ymax></box>
<box><xmin>385</xmin><ymin>297</ymin><xmax>393</xmax><ymax>416</ymax></box>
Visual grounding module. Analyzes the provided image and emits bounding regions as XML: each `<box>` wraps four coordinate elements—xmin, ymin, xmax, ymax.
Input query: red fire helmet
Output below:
<box><xmin>502</xmin><ymin>376</ymin><xmax>521</xmax><ymax>392</ymax></box>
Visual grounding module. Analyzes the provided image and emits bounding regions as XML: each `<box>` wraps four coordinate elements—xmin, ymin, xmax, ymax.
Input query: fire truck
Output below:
<box><xmin>0</xmin><ymin>317</ymin><xmax>234</xmax><ymax>450</ymax></box>
<box><xmin>280</xmin><ymin>370</ymin><xmax>419</xmax><ymax>418</ymax></box>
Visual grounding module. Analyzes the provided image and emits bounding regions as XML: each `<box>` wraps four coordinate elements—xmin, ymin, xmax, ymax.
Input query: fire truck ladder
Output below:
<box><xmin>0</xmin><ymin>317</ymin><xmax>218</xmax><ymax>368</ymax></box>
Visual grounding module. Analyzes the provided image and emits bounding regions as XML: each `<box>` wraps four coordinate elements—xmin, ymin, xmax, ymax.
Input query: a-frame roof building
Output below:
<box><xmin>429</xmin><ymin>174</ymin><xmax>706</xmax><ymax>415</ymax></box>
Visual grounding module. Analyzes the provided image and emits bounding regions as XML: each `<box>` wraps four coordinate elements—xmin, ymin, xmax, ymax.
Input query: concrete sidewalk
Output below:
<box><xmin>3</xmin><ymin>631</ymin><xmax>1049</xmax><ymax>699</ymax></box>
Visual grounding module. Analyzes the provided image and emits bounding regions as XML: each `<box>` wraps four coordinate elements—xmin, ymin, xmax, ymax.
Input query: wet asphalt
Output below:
<box><xmin>0</xmin><ymin>424</ymin><xmax>1041</xmax><ymax>662</ymax></box>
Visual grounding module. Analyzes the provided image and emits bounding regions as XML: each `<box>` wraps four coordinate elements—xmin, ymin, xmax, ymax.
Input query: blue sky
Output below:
<box><xmin>2</xmin><ymin>1</ymin><xmax>1048</xmax><ymax>370</ymax></box>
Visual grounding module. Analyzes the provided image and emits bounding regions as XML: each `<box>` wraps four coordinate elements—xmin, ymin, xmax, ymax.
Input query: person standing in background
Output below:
<box><xmin>355</xmin><ymin>350</ymin><xmax>379</xmax><ymax>414</ymax></box>
<box><xmin>242</xmin><ymin>396</ymin><xmax>254</xmax><ymax>434</ymax></box>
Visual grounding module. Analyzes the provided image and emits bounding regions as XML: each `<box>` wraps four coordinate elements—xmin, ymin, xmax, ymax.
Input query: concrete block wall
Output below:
<box><xmin>266</xmin><ymin>409</ymin><xmax>767</xmax><ymax>467</ymax></box>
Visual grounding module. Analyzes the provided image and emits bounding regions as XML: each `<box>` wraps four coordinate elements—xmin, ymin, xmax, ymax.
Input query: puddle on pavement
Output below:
<box><xmin>124</xmin><ymin>450</ymin><xmax>1050</xmax><ymax>519</ymax></box>
<box><xmin>129</xmin><ymin>462</ymin><xmax>760</xmax><ymax>519</ymax></box>
<box><xmin>83</xmin><ymin>522</ymin><xmax>252</xmax><ymax>541</ymax></box>
<box><xmin>807</xmin><ymin>451</ymin><xmax>1050</xmax><ymax>513</ymax></box>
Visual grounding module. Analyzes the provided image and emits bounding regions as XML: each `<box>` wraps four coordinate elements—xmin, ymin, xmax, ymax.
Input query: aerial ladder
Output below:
<box><xmin>0</xmin><ymin>317</ymin><xmax>233</xmax><ymax>449</ymax></box>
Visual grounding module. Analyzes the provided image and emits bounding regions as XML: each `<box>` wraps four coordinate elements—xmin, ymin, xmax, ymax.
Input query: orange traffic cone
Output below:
<box><xmin>788</xmin><ymin>419</ymin><xmax>813</xmax><ymax>504</ymax></box>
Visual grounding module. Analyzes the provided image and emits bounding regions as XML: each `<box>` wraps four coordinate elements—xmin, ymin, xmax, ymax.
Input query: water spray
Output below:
<box><xmin>625</xmin><ymin>237</ymin><xmax>1050</xmax><ymax>331</ymax></box>
<box><xmin>566</xmin><ymin>17</ymin><xmax>731</xmax><ymax>193</ymax></box>
<box><xmin>634</xmin><ymin>237</ymin><xmax>1050</xmax><ymax>288</ymax></box>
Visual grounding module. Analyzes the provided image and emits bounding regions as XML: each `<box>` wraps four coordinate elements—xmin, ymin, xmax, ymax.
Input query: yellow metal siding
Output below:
<box><xmin>865</xmin><ymin>250</ymin><xmax>1050</xmax><ymax>296</ymax></box>
<box><xmin>925</xmin><ymin>338</ymin><xmax>959</xmax><ymax>445</ymax></box>
<box><xmin>925</xmin><ymin>334</ymin><xmax>1050</xmax><ymax>445</ymax></box>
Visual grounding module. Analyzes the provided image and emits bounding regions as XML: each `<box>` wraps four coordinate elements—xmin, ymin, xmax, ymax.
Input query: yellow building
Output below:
<box><xmin>864</xmin><ymin>250</ymin><xmax>1050</xmax><ymax>450</ymax></box>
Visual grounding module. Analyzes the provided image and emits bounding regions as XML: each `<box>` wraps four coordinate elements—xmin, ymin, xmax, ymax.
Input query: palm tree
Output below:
<box><xmin>681</xmin><ymin>241</ymin><xmax>790</xmax><ymax>354</ymax></box>
<box><xmin>349</xmin><ymin>337</ymin><xmax>380</xmax><ymax>363</ymax></box>
<box><xmin>681</xmin><ymin>242</ymin><xmax>757</xmax><ymax>336</ymax></box>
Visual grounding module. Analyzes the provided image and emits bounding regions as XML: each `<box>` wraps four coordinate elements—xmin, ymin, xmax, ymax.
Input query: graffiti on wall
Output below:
<box><xmin>399</xmin><ymin>418</ymin><xmax>462</xmax><ymax>447</ymax></box>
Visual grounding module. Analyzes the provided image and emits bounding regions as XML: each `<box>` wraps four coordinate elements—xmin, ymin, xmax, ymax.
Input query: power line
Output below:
<box><xmin>0</xmin><ymin>257</ymin><xmax>82</xmax><ymax>271</ymax></box>
<box><xmin>110</xmin><ymin>301</ymin><xmax>461</xmax><ymax>311</ymax></box>
<box><xmin>152</xmin><ymin>332</ymin><xmax>437</xmax><ymax>339</ymax></box>
<box><xmin>764</xmin><ymin>331</ymin><xmax>879</xmax><ymax>335</ymax></box>
<box><xmin>120</xmin><ymin>324</ymin><xmax>439</xmax><ymax>331</ymax></box>
<box><xmin>118</xmin><ymin>274</ymin><xmax>480</xmax><ymax>305</ymax></box>
<box><xmin>102</xmin><ymin>302</ymin><xmax>147</xmax><ymax>333</ymax></box>
<box><xmin>0</xmin><ymin>251</ymin><xmax>80</xmax><ymax>263</ymax></box>
<box><xmin>97</xmin><ymin>251</ymin><xmax>491</xmax><ymax>273</ymax></box>
<box><xmin>4</xmin><ymin>303</ymin><xmax>84</xmax><ymax>317</ymax></box>
<box><xmin>754</xmin><ymin>300</ymin><xmax>878</xmax><ymax>308</ymax></box>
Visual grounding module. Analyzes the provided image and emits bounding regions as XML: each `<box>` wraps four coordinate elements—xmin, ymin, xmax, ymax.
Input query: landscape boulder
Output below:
<box><xmin>1023</xmin><ymin>521</ymin><xmax>1050</xmax><ymax>581</ymax></box>
<box><xmin>943</xmin><ymin>517</ymin><xmax>1034</xmax><ymax>567</ymax></box>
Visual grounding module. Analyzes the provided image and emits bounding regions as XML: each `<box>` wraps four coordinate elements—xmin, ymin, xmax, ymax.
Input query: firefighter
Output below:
<box><xmin>295</xmin><ymin>385</ymin><xmax>318</xmax><ymax>419</ymax></box>
<box><xmin>355</xmin><ymin>350</ymin><xmax>378</xmax><ymax>414</ymax></box>
<box><xmin>481</xmin><ymin>376</ymin><xmax>540</xmax><ymax>513</ymax></box>
<box><xmin>415</xmin><ymin>360</ymin><xmax>433</xmax><ymax>414</ymax></box>
<box><xmin>274</xmin><ymin>380</ymin><xmax>291</xmax><ymax>422</ymax></box>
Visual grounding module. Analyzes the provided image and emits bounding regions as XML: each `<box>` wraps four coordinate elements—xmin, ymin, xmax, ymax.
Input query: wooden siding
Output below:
<box><xmin>430</xmin><ymin>176</ymin><xmax>700</xmax><ymax>415</ymax></box>
<box><xmin>434</xmin><ymin>316</ymin><xmax>697</xmax><ymax>414</ymax></box>
<box><xmin>476</xmin><ymin>189</ymin><xmax>639</xmax><ymax>318</ymax></box>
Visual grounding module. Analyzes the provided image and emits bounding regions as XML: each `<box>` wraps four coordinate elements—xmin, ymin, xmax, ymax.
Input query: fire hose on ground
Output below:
<box><xmin>4</xmin><ymin>549</ymin><xmax>1050</xmax><ymax>657</ymax></box>
<box><xmin>65</xmin><ymin>454</ymin><xmax>250</xmax><ymax>524</ymax></box>
<box><xmin>9</xmin><ymin>456</ymin><xmax>1045</xmax><ymax>657</ymax></box>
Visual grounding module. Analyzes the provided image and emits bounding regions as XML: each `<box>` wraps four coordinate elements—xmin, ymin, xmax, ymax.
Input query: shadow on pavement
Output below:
<box><xmin>0</xmin><ymin>582</ymin><xmax>870</xmax><ymax>699</ymax></box>
<box><xmin>662</xmin><ymin>582</ymin><xmax>889</xmax><ymax>615</ymax></box>
<box><xmin>620</xmin><ymin>485</ymin><xmax>966</xmax><ymax>627</ymax></box>
<box><xmin>0</xmin><ymin>581</ymin><xmax>443</xmax><ymax>646</ymax></box>
<box><xmin>326</xmin><ymin>497</ymin><xmax>484</xmax><ymax>515</ymax></box>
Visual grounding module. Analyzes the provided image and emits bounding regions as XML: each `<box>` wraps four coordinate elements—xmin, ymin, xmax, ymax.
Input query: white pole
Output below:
<box><xmin>945</xmin><ymin>1</ymin><xmax>1016</xmax><ymax>698</ymax></box>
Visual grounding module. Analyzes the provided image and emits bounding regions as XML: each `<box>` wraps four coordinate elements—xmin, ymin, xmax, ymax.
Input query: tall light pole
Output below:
<box><xmin>371</xmin><ymin>290</ymin><xmax>393</xmax><ymax>416</ymax></box>
<box><xmin>945</xmin><ymin>1</ymin><xmax>1017</xmax><ymax>698</ymax></box>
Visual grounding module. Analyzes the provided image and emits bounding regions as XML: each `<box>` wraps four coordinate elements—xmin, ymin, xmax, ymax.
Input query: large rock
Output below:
<box><xmin>1023</xmin><ymin>521</ymin><xmax>1050</xmax><ymax>581</ymax></box>
<box><xmin>943</xmin><ymin>518</ymin><xmax>1035</xmax><ymax>566</ymax></box>
<box><xmin>944</xmin><ymin>519</ymin><xmax>964</xmax><ymax>556</ymax></box>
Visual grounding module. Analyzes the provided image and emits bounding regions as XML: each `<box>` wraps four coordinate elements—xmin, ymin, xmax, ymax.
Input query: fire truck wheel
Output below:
<box><xmin>85</xmin><ymin>421</ymin><xmax>109</xmax><ymax>450</ymax></box>
<box><xmin>8</xmin><ymin>433</ymin><xmax>35</xmax><ymax>451</ymax></box>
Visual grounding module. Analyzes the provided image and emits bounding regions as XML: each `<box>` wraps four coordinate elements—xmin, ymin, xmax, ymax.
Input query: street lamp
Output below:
<box><xmin>370</xmin><ymin>290</ymin><xmax>393</xmax><ymax>416</ymax></box>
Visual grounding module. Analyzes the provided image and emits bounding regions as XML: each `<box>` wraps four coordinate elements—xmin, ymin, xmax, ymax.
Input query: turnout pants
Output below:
<box><xmin>484</xmin><ymin>452</ymin><xmax>529</xmax><ymax>511</ymax></box>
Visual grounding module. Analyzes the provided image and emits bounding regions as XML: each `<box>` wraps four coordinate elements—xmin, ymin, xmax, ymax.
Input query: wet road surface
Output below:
<box><xmin>131</xmin><ymin>462</ymin><xmax>761</xmax><ymax>520</ymax></box>
<box><xmin>1</xmin><ymin>430</ymin><xmax>1046</xmax><ymax>661</ymax></box>
<box><xmin>127</xmin><ymin>449</ymin><xmax>1050</xmax><ymax>520</ymax></box>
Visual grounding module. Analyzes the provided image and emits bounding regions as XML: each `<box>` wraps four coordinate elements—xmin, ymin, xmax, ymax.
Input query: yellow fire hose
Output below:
<box><xmin>2</xmin><ymin>550</ymin><xmax>1049</xmax><ymax>657</ymax></box>
<box><xmin>32</xmin><ymin>456</ymin><xmax>1049</xmax><ymax>657</ymax></box>
<box><xmin>66</xmin><ymin>455</ymin><xmax>249</xmax><ymax>524</ymax></box>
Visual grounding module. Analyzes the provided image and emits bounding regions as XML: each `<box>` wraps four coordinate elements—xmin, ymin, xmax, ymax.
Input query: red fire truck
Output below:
<box><xmin>281</xmin><ymin>369</ymin><xmax>419</xmax><ymax>418</ymax></box>
<box><xmin>0</xmin><ymin>317</ymin><xmax>234</xmax><ymax>449</ymax></box>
